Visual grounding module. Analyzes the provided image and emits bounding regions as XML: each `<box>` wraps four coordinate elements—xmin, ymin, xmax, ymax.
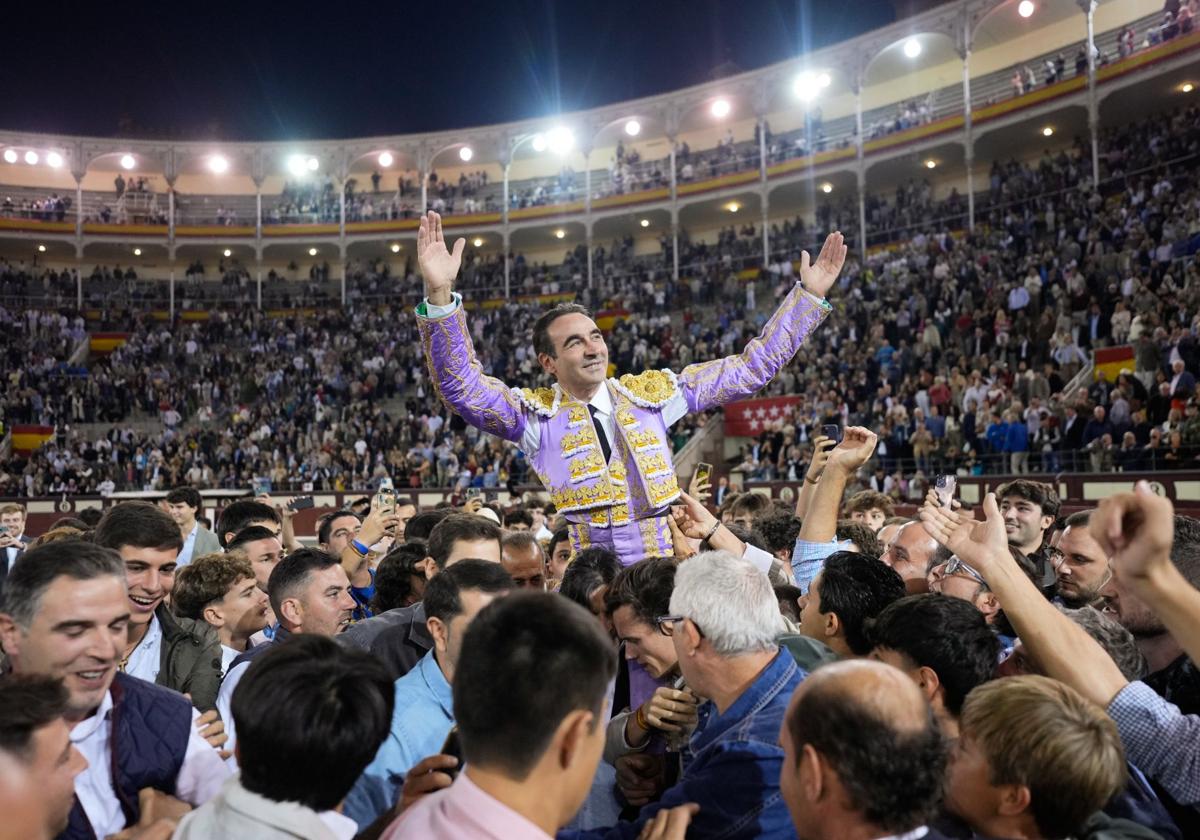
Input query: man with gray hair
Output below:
<box><xmin>562</xmin><ymin>550</ymin><xmax>806</xmax><ymax>839</ymax></box>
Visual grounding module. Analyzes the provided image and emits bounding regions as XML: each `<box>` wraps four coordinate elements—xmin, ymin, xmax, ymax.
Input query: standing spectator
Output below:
<box><xmin>165</xmin><ymin>487</ymin><xmax>221</xmax><ymax>567</ymax></box>
<box><xmin>171</xmin><ymin>552</ymin><xmax>273</xmax><ymax>676</ymax></box>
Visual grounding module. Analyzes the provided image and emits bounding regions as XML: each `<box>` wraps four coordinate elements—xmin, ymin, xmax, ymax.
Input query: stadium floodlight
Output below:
<box><xmin>2</xmin><ymin>150</ymin><xmax>16</xmax><ymax>163</ymax></box>
<box><xmin>133</xmin><ymin>248</ymin><xmax>142</xmax><ymax>256</ymax></box>
<box><xmin>555</xmin><ymin>229</ymin><xmax>566</xmax><ymax>239</ymax></box>
<box><xmin>624</xmin><ymin>120</ymin><xmax>641</xmax><ymax>137</ymax></box>
<box><xmin>306</xmin><ymin>156</ymin><xmax>319</xmax><ymax>172</ymax></box>
<box><xmin>903</xmin><ymin>38</ymin><xmax>922</xmax><ymax>59</ymax></box>
<box><xmin>793</xmin><ymin>73</ymin><xmax>821</xmax><ymax>102</ymax></box>
<box><xmin>378</xmin><ymin>152</ymin><xmax>394</xmax><ymax>167</ymax></box>
<box><xmin>1182</xmin><ymin>83</ymin><xmax>1194</xmax><ymax>93</ymax></box>
<box><xmin>473</xmin><ymin>237</ymin><xmax>483</xmax><ymax>247</ymax></box>
<box><xmin>37</xmin><ymin>244</ymin><xmax>46</xmax><ymax>252</ymax></box>
<box><xmin>640</xmin><ymin>218</ymin><xmax>650</xmax><ymax>227</ymax></box>
<box><xmin>925</xmin><ymin>159</ymin><xmax>937</xmax><ymax>169</ymax></box>
<box><xmin>531</xmin><ymin>134</ymin><xmax>548</xmax><ymax>153</ymax></box>
<box><xmin>1042</xmin><ymin>126</ymin><xmax>1054</xmax><ymax>136</ymax></box>
<box><xmin>727</xmin><ymin>201</ymin><xmax>740</xmax><ymax>213</ymax></box>
<box><xmin>209</xmin><ymin>155</ymin><xmax>229</xmax><ymax>174</ymax></box>
<box><xmin>390</xmin><ymin>243</ymin><xmax>401</xmax><ymax>253</ymax></box>
<box><xmin>308</xmin><ymin>247</ymin><xmax>318</xmax><ymax>256</ymax></box>
<box><xmin>710</xmin><ymin>99</ymin><xmax>731</xmax><ymax>118</ymax></box>
<box><xmin>46</xmin><ymin>152</ymin><xmax>64</xmax><ymax>168</ymax></box>
<box><xmin>459</xmin><ymin>147</ymin><xmax>474</xmax><ymax>162</ymax></box>
<box><xmin>817</xmin><ymin>72</ymin><xmax>831</xmax><ymax>88</ymax></box>
<box><xmin>545</xmin><ymin>127</ymin><xmax>574</xmax><ymax>155</ymax></box>
<box><xmin>223</xmin><ymin>249</ymin><xmax>232</xmax><ymax>257</ymax></box>
<box><xmin>821</xmin><ymin>183</ymin><xmax>833</xmax><ymax>194</ymax></box>
<box><xmin>120</xmin><ymin>154</ymin><xmax>136</xmax><ymax>170</ymax></box>
<box><xmin>287</xmin><ymin>155</ymin><xmax>308</xmax><ymax>176</ymax></box>
<box><xmin>1018</xmin><ymin>1</ymin><xmax>1035</xmax><ymax>18</ymax></box>
<box><xmin>24</xmin><ymin>151</ymin><xmax>39</xmax><ymax>165</ymax></box>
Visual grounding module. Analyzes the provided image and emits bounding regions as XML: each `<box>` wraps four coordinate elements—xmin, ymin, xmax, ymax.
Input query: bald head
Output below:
<box><xmin>789</xmin><ymin>660</ymin><xmax>929</xmax><ymax>743</ymax></box>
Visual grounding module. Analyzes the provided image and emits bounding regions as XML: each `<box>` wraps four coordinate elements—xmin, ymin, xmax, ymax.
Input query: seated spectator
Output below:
<box><xmin>174</xmin><ymin>635</ymin><xmax>394</xmax><ymax>840</ymax></box>
<box><xmin>779</xmin><ymin>660</ymin><xmax>947</xmax><ymax>840</ymax></box>
<box><xmin>381</xmin><ymin>592</ymin><xmax>619</xmax><ymax>839</ymax></box>
<box><xmin>347</xmin><ymin>560</ymin><xmax>512</xmax><ymax>828</ymax></box>
<box><xmin>867</xmin><ymin>594</ymin><xmax>1000</xmax><ymax>737</ymax></box>
<box><xmin>792</xmin><ymin>550</ymin><xmax>906</xmax><ymax>660</ymax></box>
<box><xmin>501</xmin><ymin>531</ymin><xmax>547</xmax><ymax>590</ymax></box>
<box><xmin>0</xmin><ymin>541</ymin><xmax>229</xmax><ymax>838</ymax></box>
<box><xmin>93</xmin><ymin>502</ymin><xmax>223</xmax><ymax>711</ymax></box>
<box><xmin>170</xmin><ymin>551</ymin><xmax>272</xmax><ymax>676</ymax></box>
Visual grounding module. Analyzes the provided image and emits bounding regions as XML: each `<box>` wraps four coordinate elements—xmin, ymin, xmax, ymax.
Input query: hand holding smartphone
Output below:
<box><xmin>821</xmin><ymin>424</ymin><xmax>843</xmax><ymax>444</ymax></box>
<box><xmin>934</xmin><ymin>475</ymin><xmax>957</xmax><ymax>509</ymax></box>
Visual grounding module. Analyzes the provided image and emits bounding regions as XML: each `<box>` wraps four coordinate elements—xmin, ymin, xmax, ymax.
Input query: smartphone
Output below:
<box><xmin>375</xmin><ymin>477</ymin><xmax>397</xmax><ymax>516</ymax></box>
<box><xmin>440</xmin><ymin>726</ymin><xmax>465</xmax><ymax>779</ymax></box>
<box><xmin>693</xmin><ymin>462</ymin><xmax>713</xmax><ymax>487</ymax></box>
<box><xmin>934</xmin><ymin>475</ymin><xmax>957</xmax><ymax>509</ymax></box>
<box><xmin>253</xmin><ymin>478</ymin><xmax>271</xmax><ymax>497</ymax></box>
<box><xmin>466</xmin><ymin>487</ymin><xmax>481</xmax><ymax>501</ymax></box>
<box><xmin>821</xmin><ymin>424</ymin><xmax>842</xmax><ymax>443</ymax></box>
<box><xmin>287</xmin><ymin>495</ymin><xmax>315</xmax><ymax>512</ymax></box>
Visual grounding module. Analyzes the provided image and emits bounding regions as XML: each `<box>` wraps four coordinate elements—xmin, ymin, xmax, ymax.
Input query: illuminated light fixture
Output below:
<box><xmin>287</xmin><ymin>154</ymin><xmax>308</xmax><ymax>176</ymax></box>
<box><xmin>46</xmin><ymin>152</ymin><xmax>64</xmax><ymax>168</ymax></box>
<box><xmin>1018</xmin><ymin>0</ymin><xmax>1035</xmax><ymax>18</ymax></box>
<box><xmin>545</xmin><ymin>126</ymin><xmax>574</xmax><ymax>155</ymax></box>
<box><xmin>223</xmin><ymin>249</ymin><xmax>232</xmax><ymax>257</ymax></box>
<box><xmin>640</xmin><ymin>218</ymin><xmax>650</xmax><ymax>228</ymax></box>
<box><xmin>208</xmin><ymin>154</ymin><xmax>229</xmax><ymax>174</ymax></box>
<box><xmin>459</xmin><ymin>146</ymin><xmax>474</xmax><ymax>162</ymax></box>
<box><xmin>120</xmin><ymin>154</ymin><xmax>136</xmax><ymax>170</ymax></box>
<box><xmin>531</xmin><ymin>134</ymin><xmax>548</xmax><ymax>153</ymax></box>
<box><xmin>472</xmin><ymin>237</ymin><xmax>484</xmax><ymax>247</ymax></box>
<box><xmin>925</xmin><ymin>159</ymin><xmax>937</xmax><ymax>169</ymax></box>
<box><xmin>817</xmin><ymin>72</ymin><xmax>832</xmax><ymax>88</ymax></box>
<box><xmin>306</xmin><ymin>156</ymin><xmax>319</xmax><ymax>172</ymax></box>
<box><xmin>903</xmin><ymin>38</ymin><xmax>922</xmax><ymax>59</ymax></box>
<box><xmin>727</xmin><ymin>201</ymin><xmax>740</xmax><ymax>213</ymax></box>
<box><xmin>2</xmin><ymin>149</ymin><xmax>16</xmax><ymax>163</ymax></box>
<box><xmin>793</xmin><ymin>72</ymin><xmax>831</xmax><ymax>102</ymax></box>
<box><xmin>554</xmin><ymin>229</ymin><xmax>566</xmax><ymax>239</ymax></box>
<box><xmin>821</xmin><ymin>182</ymin><xmax>833</xmax><ymax>194</ymax></box>
<box><xmin>133</xmin><ymin>248</ymin><xmax>142</xmax><ymax>256</ymax></box>
<box><xmin>1042</xmin><ymin>126</ymin><xmax>1054</xmax><ymax>137</ymax></box>
<box><xmin>624</xmin><ymin>119</ymin><xmax>641</xmax><ymax>136</ymax></box>
<box><xmin>378</xmin><ymin>151</ymin><xmax>394</xmax><ymax>167</ymax></box>
<box><xmin>390</xmin><ymin>243</ymin><xmax>401</xmax><ymax>253</ymax></box>
<box><xmin>37</xmin><ymin>244</ymin><xmax>46</xmax><ymax>252</ymax></box>
<box><xmin>710</xmin><ymin>98</ymin><xmax>731</xmax><ymax>118</ymax></box>
<box><xmin>1182</xmin><ymin>82</ymin><xmax>1195</xmax><ymax>93</ymax></box>
<box><xmin>308</xmin><ymin>247</ymin><xmax>319</xmax><ymax>256</ymax></box>
<box><xmin>24</xmin><ymin>151</ymin><xmax>39</xmax><ymax>165</ymax></box>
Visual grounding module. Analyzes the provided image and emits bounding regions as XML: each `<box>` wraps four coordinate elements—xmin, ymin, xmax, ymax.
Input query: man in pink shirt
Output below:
<box><xmin>383</xmin><ymin>592</ymin><xmax>697</xmax><ymax>839</ymax></box>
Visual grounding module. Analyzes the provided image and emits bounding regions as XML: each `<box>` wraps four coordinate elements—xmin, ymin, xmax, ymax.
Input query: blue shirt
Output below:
<box><xmin>1108</xmin><ymin>680</ymin><xmax>1200</xmax><ymax>807</ymax></box>
<box><xmin>344</xmin><ymin>649</ymin><xmax>455</xmax><ymax>827</ymax></box>
<box><xmin>560</xmin><ymin>650</ymin><xmax>806</xmax><ymax>840</ymax></box>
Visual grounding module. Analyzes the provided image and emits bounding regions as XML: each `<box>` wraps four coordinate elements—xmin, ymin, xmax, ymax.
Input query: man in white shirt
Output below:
<box><xmin>171</xmin><ymin>552</ymin><xmax>272</xmax><ymax>677</ymax></box>
<box><xmin>0</xmin><ymin>503</ymin><xmax>31</xmax><ymax>589</ymax></box>
<box><xmin>0</xmin><ymin>541</ymin><xmax>229</xmax><ymax>839</ymax></box>
<box><xmin>165</xmin><ymin>487</ymin><xmax>220</xmax><ymax>567</ymax></box>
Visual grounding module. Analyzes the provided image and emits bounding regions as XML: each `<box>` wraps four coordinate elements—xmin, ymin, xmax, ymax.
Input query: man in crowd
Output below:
<box><xmin>795</xmin><ymin>551</ymin><xmax>906</xmax><ymax>660</ymax></box>
<box><xmin>0</xmin><ymin>541</ymin><xmax>229</xmax><ymax>838</ymax></box>
<box><xmin>416</xmin><ymin>210</ymin><xmax>846</xmax><ymax>564</ymax></box>
<box><xmin>226</xmin><ymin>525</ymin><xmax>285</xmax><ymax>594</ymax></box>
<box><xmin>216</xmin><ymin>548</ymin><xmax>357</xmax><ymax>761</ymax></box>
<box><xmin>165</xmin><ymin>487</ymin><xmax>221</xmax><ymax>567</ymax></box>
<box><xmin>93</xmin><ymin>502</ymin><xmax>223</xmax><ymax>711</ymax></box>
<box><xmin>1054</xmin><ymin>510</ymin><xmax>1114</xmax><ymax>608</ymax></box>
<box><xmin>880</xmin><ymin>522</ymin><xmax>941</xmax><ymax>590</ymax></box>
<box><xmin>547</xmin><ymin>527</ymin><xmax>573</xmax><ymax>585</ymax></box>
<box><xmin>996</xmin><ymin>479</ymin><xmax>1060</xmax><ymax>589</ymax></box>
<box><xmin>214</xmin><ymin>500</ymin><xmax>281</xmax><ymax>548</ymax></box>
<box><xmin>171</xmin><ymin>552</ymin><xmax>273</xmax><ymax>676</ymax></box>
<box><xmin>175</xmin><ymin>636</ymin><xmax>394</xmax><ymax>840</ymax></box>
<box><xmin>501</xmin><ymin>531</ymin><xmax>547</xmax><ymax>590</ymax></box>
<box><xmin>779</xmin><ymin>660</ymin><xmax>949</xmax><ymax>840</ymax></box>
<box><xmin>316</xmin><ymin>505</ymin><xmax>403</xmax><ymax>620</ymax></box>
<box><xmin>347</xmin><ymin>560</ymin><xmax>512</xmax><ymax>827</ymax></box>
<box><xmin>0</xmin><ymin>503</ymin><xmax>31</xmax><ymax>594</ymax></box>
<box><xmin>0</xmin><ymin>675</ymin><xmax>89</xmax><ymax>838</ymax></box>
<box><xmin>842</xmin><ymin>490</ymin><xmax>894</xmax><ymax>534</ymax></box>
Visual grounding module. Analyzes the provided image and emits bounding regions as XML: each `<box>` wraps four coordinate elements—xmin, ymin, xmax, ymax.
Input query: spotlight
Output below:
<box><xmin>390</xmin><ymin>243</ymin><xmax>401</xmax><ymax>253</ymax></box>
<box><xmin>904</xmin><ymin>38</ymin><xmax>922</xmax><ymax>59</ymax></box>
<box><xmin>1042</xmin><ymin>126</ymin><xmax>1054</xmax><ymax>137</ymax></box>
<box><xmin>624</xmin><ymin>120</ymin><xmax>641</xmax><ymax>136</ymax></box>
<box><xmin>531</xmin><ymin>134</ymin><xmax>548</xmax><ymax>153</ymax></box>
<box><xmin>821</xmin><ymin>183</ymin><xmax>833</xmax><ymax>194</ymax></box>
<box><xmin>308</xmin><ymin>247</ymin><xmax>318</xmax><ymax>256</ymax></box>
<box><xmin>472</xmin><ymin>237</ymin><xmax>483</xmax><ymax>247</ymax></box>
<box><xmin>133</xmin><ymin>248</ymin><xmax>142</xmax><ymax>256</ymax></box>
<box><xmin>223</xmin><ymin>249</ymin><xmax>232</xmax><ymax>257</ymax></box>
<box><xmin>817</xmin><ymin>72</ymin><xmax>831</xmax><ymax>88</ymax></box>
<box><xmin>640</xmin><ymin>218</ymin><xmax>650</xmax><ymax>228</ymax></box>
<box><xmin>287</xmin><ymin>155</ymin><xmax>308</xmax><ymax>176</ymax></box>
<box><xmin>46</xmin><ymin>152</ymin><xmax>63</xmax><ymax>168</ymax></box>
<box><xmin>1018</xmin><ymin>0</ymin><xmax>1035</xmax><ymax>18</ymax></box>
<box><xmin>727</xmin><ymin>202</ymin><xmax>740</xmax><ymax>213</ymax></box>
<box><xmin>306</xmin><ymin>156</ymin><xmax>319</xmax><ymax>172</ymax></box>
<box><xmin>24</xmin><ymin>151</ymin><xmax>39</xmax><ymax>165</ymax></box>
<box><xmin>37</xmin><ymin>244</ymin><xmax>46</xmax><ymax>252</ymax></box>
<box><xmin>3</xmin><ymin>150</ymin><xmax>16</xmax><ymax>163</ymax></box>
<box><xmin>459</xmin><ymin>147</ymin><xmax>474</xmax><ymax>162</ymax></box>
<box><xmin>793</xmin><ymin>74</ymin><xmax>821</xmax><ymax>102</ymax></box>
<box><xmin>925</xmin><ymin>159</ymin><xmax>937</xmax><ymax>169</ymax></box>
<box><xmin>378</xmin><ymin>152</ymin><xmax>394</xmax><ymax>167</ymax></box>
<box><xmin>208</xmin><ymin>155</ymin><xmax>229</xmax><ymax>174</ymax></box>
<box><xmin>711</xmin><ymin>99</ymin><xmax>731</xmax><ymax>118</ymax></box>
<box><xmin>555</xmin><ymin>229</ymin><xmax>566</xmax><ymax>239</ymax></box>
<box><xmin>545</xmin><ymin>127</ymin><xmax>574</xmax><ymax>155</ymax></box>
<box><xmin>1182</xmin><ymin>83</ymin><xmax>1194</xmax><ymax>93</ymax></box>
<box><xmin>120</xmin><ymin>154</ymin><xmax>136</xmax><ymax>170</ymax></box>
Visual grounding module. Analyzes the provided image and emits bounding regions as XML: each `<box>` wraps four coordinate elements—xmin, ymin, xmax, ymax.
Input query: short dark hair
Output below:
<box><xmin>232</xmin><ymin>635</ymin><xmax>394</xmax><ymax>811</ymax></box>
<box><xmin>404</xmin><ymin>509</ymin><xmax>452</xmax><ymax>543</ymax></box>
<box><xmin>503</xmin><ymin>509</ymin><xmax>533</xmax><ymax>529</ymax></box>
<box><xmin>1171</xmin><ymin>514</ymin><xmax>1200</xmax><ymax>589</ymax></box>
<box><xmin>267</xmin><ymin>548</ymin><xmax>340</xmax><ymax>618</ymax></box>
<box><xmin>1062</xmin><ymin>510</ymin><xmax>1092</xmax><ymax>529</ymax></box>
<box><xmin>423</xmin><ymin>559</ymin><xmax>513</xmax><ymax>625</ymax></box>
<box><xmin>370</xmin><ymin>542</ymin><xmax>428</xmax><ymax>614</ymax></box>
<box><xmin>995</xmin><ymin>479</ymin><xmax>1061</xmax><ymax>519</ymax></box>
<box><xmin>787</xmin><ymin>669</ymin><xmax>946</xmax><ymax>833</ymax></box>
<box><xmin>1</xmin><ymin>541</ymin><xmax>125</xmax><ymax>628</ymax></box>
<box><xmin>216</xmin><ymin>501</ymin><xmax>280</xmax><ymax>547</ymax></box>
<box><xmin>775</xmin><ymin>584</ymin><xmax>803</xmax><ymax>623</ymax></box>
<box><xmin>533</xmin><ymin>303</ymin><xmax>593</xmax><ymax>359</ymax></box>
<box><xmin>77</xmin><ymin>508</ymin><xmax>104</xmax><ymax>528</ymax></box>
<box><xmin>549</xmin><ymin>527</ymin><xmax>570</xmax><ymax>554</ymax></box>
<box><xmin>172</xmin><ymin>552</ymin><xmax>256</xmax><ymax>621</ymax></box>
<box><xmin>867</xmin><ymin>594</ymin><xmax>1000</xmax><ymax>717</ymax></box>
<box><xmin>835</xmin><ymin>521</ymin><xmax>882</xmax><ymax>558</ymax></box>
<box><xmin>427</xmin><ymin>514</ymin><xmax>502</xmax><ymax>570</ymax></box>
<box><xmin>754</xmin><ymin>510</ymin><xmax>802</xmax><ymax>556</ymax></box>
<box><xmin>0</xmin><ymin>675</ymin><xmax>69</xmax><ymax>760</ymax></box>
<box><xmin>816</xmin><ymin>552</ymin><xmax>906</xmax><ymax>655</ymax></box>
<box><xmin>93</xmin><ymin>502</ymin><xmax>183</xmax><ymax>554</ymax></box>
<box><xmin>226</xmin><ymin>526</ymin><xmax>281</xmax><ymax>553</ymax></box>
<box><xmin>604</xmin><ymin>558</ymin><xmax>675</xmax><ymax>623</ymax></box>
<box><xmin>844</xmin><ymin>490</ymin><xmax>895</xmax><ymax>518</ymax></box>
<box><xmin>317</xmin><ymin>510</ymin><xmax>361</xmax><ymax>546</ymax></box>
<box><xmin>560</xmin><ymin>547</ymin><xmax>622</xmax><ymax>612</ymax></box>
<box><xmin>454</xmin><ymin>592</ymin><xmax>616</xmax><ymax>778</ymax></box>
<box><xmin>165</xmin><ymin>487</ymin><xmax>202</xmax><ymax>510</ymax></box>
<box><xmin>727</xmin><ymin>491</ymin><xmax>771</xmax><ymax>521</ymax></box>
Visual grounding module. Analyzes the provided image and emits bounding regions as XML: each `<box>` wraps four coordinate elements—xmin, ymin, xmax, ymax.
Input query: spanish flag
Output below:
<box><xmin>1094</xmin><ymin>345</ymin><xmax>1135</xmax><ymax>383</ymax></box>
<box><xmin>89</xmin><ymin>333</ymin><xmax>130</xmax><ymax>355</ymax></box>
<box><xmin>11</xmin><ymin>425</ymin><xmax>53</xmax><ymax>454</ymax></box>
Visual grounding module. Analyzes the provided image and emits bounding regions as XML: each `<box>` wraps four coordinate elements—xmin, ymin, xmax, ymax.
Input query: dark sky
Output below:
<box><xmin>4</xmin><ymin>0</ymin><xmax>896</xmax><ymax>141</ymax></box>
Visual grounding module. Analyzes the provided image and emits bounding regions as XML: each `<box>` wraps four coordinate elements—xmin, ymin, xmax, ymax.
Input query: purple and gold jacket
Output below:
<box><xmin>417</xmin><ymin>282</ymin><xmax>831</xmax><ymax>560</ymax></box>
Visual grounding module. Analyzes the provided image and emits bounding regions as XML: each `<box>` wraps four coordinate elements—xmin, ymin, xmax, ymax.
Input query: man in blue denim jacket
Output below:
<box><xmin>560</xmin><ymin>550</ymin><xmax>804</xmax><ymax>840</ymax></box>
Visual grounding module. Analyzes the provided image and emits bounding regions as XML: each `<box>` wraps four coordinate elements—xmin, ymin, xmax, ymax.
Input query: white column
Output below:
<box><xmin>503</xmin><ymin>160</ymin><xmax>511</xmax><ymax>296</ymax></box>
<box><xmin>420</xmin><ymin>169</ymin><xmax>428</xmax><ymax>215</ymax></box>
<box><xmin>857</xmin><ymin>181</ymin><xmax>867</xmax><ymax>257</ymax></box>
<box><xmin>76</xmin><ymin>253</ymin><xmax>83</xmax><ymax>309</ymax></box>
<box><xmin>854</xmin><ymin>85</ymin><xmax>867</xmax><ymax>258</ymax></box>
<box><xmin>962</xmin><ymin>45</ymin><xmax>975</xmax><ymax>231</ymax></box>
<box><xmin>761</xmin><ymin>192</ymin><xmax>770</xmax><ymax>267</ymax></box>
<box><xmin>169</xmin><ymin>266</ymin><xmax>175</xmax><ymax>318</ymax></box>
<box><xmin>74</xmin><ymin>174</ymin><xmax>84</xmax><ymax>238</ymax></box>
<box><xmin>1081</xmin><ymin>0</ymin><xmax>1100</xmax><ymax>186</ymax></box>
<box><xmin>256</xmin><ymin>262</ymin><xmax>263</xmax><ymax>310</ymax></box>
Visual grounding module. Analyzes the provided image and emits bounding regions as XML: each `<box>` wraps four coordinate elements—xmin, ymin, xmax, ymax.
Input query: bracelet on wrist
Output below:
<box><xmin>351</xmin><ymin>539</ymin><xmax>370</xmax><ymax>556</ymax></box>
<box><xmin>635</xmin><ymin>705</ymin><xmax>652</xmax><ymax>732</ymax></box>
<box><xmin>702</xmin><ymin>520</ymin><xmax>721</xmax><ymax>543</ymax></box>
<box><xmin>805</xmin><ymin>475</ymin><xmax>820</xmax><ymax>485</ymax></box>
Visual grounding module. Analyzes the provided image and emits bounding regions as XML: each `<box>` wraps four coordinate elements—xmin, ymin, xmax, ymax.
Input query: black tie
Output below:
<box><xmin>589</xmin><ymin>405</ymin><xmax>613</xmax><ymax>463</ymax></box>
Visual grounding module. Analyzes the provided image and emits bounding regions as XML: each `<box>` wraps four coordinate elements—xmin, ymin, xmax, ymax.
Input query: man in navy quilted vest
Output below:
<box><xmin>0</xmin><ymin>540</ymin><xmax>230</xmax><ymax>840</ymax></box>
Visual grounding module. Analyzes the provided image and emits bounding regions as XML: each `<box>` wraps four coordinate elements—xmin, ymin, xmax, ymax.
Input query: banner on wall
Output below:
<box><xmin>724</xmin><ymin>396</ymin><xmax>801</xmax><ymax>436</ymax></box>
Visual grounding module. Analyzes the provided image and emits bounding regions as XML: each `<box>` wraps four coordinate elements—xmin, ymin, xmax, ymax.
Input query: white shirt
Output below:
<box><xmin>71</xmin><ymin>688</ymin><xmax>231</xmax><ymax>838</ymax></box>
<box><xmin>216</xmin><ymin>661</ymin><xmax>251</xmax><ymax>770</ymax></box>
<box><xmin>4</xmin><ymin>544</ymin><xmax>20</xmax><ymax>571</ymax></box>
<box><xmin>219</xmin><ymin>644</ymin><xmax>240</xmax><ymax>678</ymax></box>
<box><xmin>124</xmin><ymin>615</ymin><xmax>163</xmax><ymax>685</ymax></box>
<box><xmin>178</xmin><ymin>522</ymin><xmax>200</xmax><ymax>567</ymax></box>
